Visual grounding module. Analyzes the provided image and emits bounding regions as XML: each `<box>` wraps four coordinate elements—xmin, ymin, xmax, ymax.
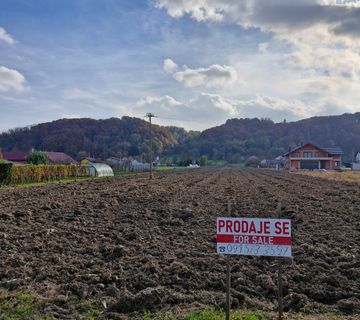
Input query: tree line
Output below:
<box><xmin>1</xmin><ymin>113</ymin><xmax>360</xmax><ymax>163</ymax></box>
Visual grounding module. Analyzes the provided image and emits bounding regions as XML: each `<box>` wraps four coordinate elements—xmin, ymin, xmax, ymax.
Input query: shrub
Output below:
<box><xmin>26</xmin><ymin>151</ymin><xmax>48</xmax><ymax>165</ymax></box>
<box><xmin>199</xmin><ymin>155</ymin><xmax>208</xmax><ymax>167</ymax></box>
<box><xmin>0</xmin><ymin>163</ymin><xmax>13</xmax><ymax>185</ymax></box>
<box><xmin>245</xmin><ymin>156</ymin><xmax>261</xmax><ymax>168</ymax></box>
<box><xmin>0</xmin><ymin>151</ymin><xmax>5</xmax><ymax>163</ymax></box>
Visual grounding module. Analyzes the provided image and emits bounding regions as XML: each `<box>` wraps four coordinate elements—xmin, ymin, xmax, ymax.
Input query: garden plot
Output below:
<box><xmin>0</xmin><ymin>168</ymin><xmax>359</xmax><ymax>319</ymax></box>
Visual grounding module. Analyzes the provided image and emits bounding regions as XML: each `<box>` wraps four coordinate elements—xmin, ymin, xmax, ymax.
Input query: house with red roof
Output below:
<box><xmin>43</xmin><ymin>151</ymin><xmax>77</xmax><ymax>164</ymax></box>
<box><xmin>1</xmin><ymin>151</ymin><xmax>28</xmax><ymax>164</ymax></box>
<box><xmin>1</xmin><ymin>150</ymin><xmax>77</xmax><ymax>165</ymax></box>
<box><xmin>283</xmin><ymin>143</ymin><xmax>343</xmax><ymax>170</ymax></box>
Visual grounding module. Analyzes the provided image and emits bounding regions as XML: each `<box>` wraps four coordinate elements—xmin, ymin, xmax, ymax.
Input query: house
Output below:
<box><xmin>106</xmin><ymin>157</ymin><xmax>132</xmax><ymax>172</ymax></box>
<box><xmin>130</xmin><ymin>159</ymin><xmax>150</xmax><ymax>172</ymax></box>
<box><xmin>355</xmin><ymin>152</ymin><xmax>360</xmax><ymax>163</ymax></box>
<box><xmin>260</xmin><ymin>156</ymin><xmax>285</xmax><ymax>169</ymax></box>
<box><xmin>43</xmin><ymin>151</ymin><xmax>77</xmax><ymax>165</ymax></box>
<box><xmin>283</xmin><ymin>143</ymin><xmax>343</xmax><ymax>170</ymax></box>
<box><xmin>1</xmin><ymin>150</ymin><xmax>77</xmax><ymax>165</ymax></box>
<box><xmin>1</xmin><ymin>151</ymin><xmax>28</xmax><ymax>164</ymax></box>
<box><xmin>352</xmin><ymin>151</ymin><xmax>360</xmax><ymax>171</ymax></box>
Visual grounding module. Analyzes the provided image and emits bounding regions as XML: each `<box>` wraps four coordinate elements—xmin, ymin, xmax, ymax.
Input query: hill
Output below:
<box><xmin>0</xmin><ymin>117</ymin><xmax>195</xmax><ymax>160</ymax></box>
<box><xmin>170</xmin><ymin>113</ymin><xmax>360</xmax><ymax>163</ymax></box>
<box><xmin>1</xmin><ymin>113</ymin><xmax>360</xmax><ymax>163</ymax></box>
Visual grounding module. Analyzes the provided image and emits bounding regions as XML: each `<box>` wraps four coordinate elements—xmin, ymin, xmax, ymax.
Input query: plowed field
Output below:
<box><xmin>0</xmin><ymin>168</ymin><xmax>359</xmax><ymax>319</ymax></box>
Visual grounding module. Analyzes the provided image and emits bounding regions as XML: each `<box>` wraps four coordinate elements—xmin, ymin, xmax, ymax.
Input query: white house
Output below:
<box><xmin>352</xmin><ymin>152</ymin><xmax>360</xmax><ymax>171</ymax></box>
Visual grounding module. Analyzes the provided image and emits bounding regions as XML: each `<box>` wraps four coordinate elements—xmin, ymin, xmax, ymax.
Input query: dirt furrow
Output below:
<box><xmin>0</xmin><ymin>168</ymin><xmax>359</xmax><ymax>319</ymax></box>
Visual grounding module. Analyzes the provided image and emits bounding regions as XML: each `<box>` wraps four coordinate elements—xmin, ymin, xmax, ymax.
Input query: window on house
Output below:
<box><xmin>303</xmin><ymin>152</ymin><xmax>313</xmax><ymax>158</ymax></box>
<box><xmin>334</xmin><ymin>161</ymin><xmax>340</xmax><ymax>167</ymax></box>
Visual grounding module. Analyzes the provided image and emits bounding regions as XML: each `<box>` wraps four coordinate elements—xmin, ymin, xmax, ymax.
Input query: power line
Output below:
<box><xmin>140</xmin><ymin>113</ymin><xmax>209</xmax><ymax>124</ymax></box>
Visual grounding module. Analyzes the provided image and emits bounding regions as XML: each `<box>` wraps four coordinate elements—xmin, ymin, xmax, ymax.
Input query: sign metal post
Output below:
<box><xmin>226</xmin><ymin>256</ymin><xmax>230</xmax><ymax>320</ymax></box>
<box><xmin>225</xmin><ymin>200</ymin><xmax>231</xmax><ymax>320</ymax></box>
<box><xmin>277</xmin><ymin>203</ymin><xmax>283</xmax><ymax>320</ymax></box>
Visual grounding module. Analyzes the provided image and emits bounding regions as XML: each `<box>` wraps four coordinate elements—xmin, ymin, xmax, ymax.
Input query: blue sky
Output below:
<box><xmin>1</xmin><ymin>0</ymin><xmax>360</xmax><ymax>132</ymax></box>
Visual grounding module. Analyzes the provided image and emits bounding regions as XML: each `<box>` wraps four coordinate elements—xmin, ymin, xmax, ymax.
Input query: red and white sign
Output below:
<box><xmin>216</xmin><ymin>217</ymin><xmax>292</xmax><ymax>257</ymax></box>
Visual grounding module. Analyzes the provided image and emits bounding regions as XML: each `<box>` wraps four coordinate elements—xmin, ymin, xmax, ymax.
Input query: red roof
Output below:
<box><xmin>283</xmin><ymin>143</ymin><xmax>343</xmax><ymax>156</ymax></box>
<box><xmin>2</xmin><ymin>151</ymin><xmax>28</xmax><ymax>162</ymax></box>
<box><xmin>44</xmin><ymin>151</ymin><xmax>77</xmax><ymax>164</ymax></box>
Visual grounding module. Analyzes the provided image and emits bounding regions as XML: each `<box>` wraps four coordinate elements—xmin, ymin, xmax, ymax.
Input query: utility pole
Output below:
<box><xmin>145</xmin><ymin>113</ymin><xmax>155</xmax><ymax>179</ymax></box>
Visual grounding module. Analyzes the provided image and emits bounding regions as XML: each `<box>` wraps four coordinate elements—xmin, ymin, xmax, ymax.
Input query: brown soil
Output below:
<box><xmin>0</xmin><ymin>168</ymin><xmax>359</xmax><ymax>319</ymax></box>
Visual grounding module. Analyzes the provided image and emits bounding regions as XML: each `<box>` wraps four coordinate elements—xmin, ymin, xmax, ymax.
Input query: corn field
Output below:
<box><xmin>11</xmin><ymin>164</ymin><xmax>89</xmax><ymax>184</ymax></box>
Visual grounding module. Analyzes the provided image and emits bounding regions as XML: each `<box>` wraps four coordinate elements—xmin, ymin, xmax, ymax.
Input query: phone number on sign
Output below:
<box><xmin>217</xmin><ymin>243</ymin><xmax>291</xmax><ymax>257</ymax></box>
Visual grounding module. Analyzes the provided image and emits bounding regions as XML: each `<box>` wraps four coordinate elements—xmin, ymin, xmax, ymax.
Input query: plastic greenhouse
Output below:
<box><xmin>84</xmin><ymin>163</ymin><xmax>114</xmax><ymax>177</ymax></box>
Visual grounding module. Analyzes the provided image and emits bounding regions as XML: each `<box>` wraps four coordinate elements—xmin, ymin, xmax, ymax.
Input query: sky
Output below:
<box><xmin>1</xmin><ymin>0</ymin><xmax>360</xmax><ymax>132</ymax></box>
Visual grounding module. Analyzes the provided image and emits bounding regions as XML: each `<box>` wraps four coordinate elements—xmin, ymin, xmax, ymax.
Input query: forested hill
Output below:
<box><xmin>0</xmin><ymin>117</ymin><xmax>196</xmax><ymax>160</ymax></box>
<box><xmin>1</xmin><ymin>113</ymin><xmax>360</xmax><ymax>162</ymax></box>
<box><xmin>170</xmin><ymin>113</ymin><xmax>360</xmax><ymax>163</ymax></box>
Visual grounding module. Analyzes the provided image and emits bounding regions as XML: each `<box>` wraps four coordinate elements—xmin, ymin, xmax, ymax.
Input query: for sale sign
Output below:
<box><xmin>217</xmin><ymin>217</ymin><xmax>292</xmax><ymax>257</ymax></box>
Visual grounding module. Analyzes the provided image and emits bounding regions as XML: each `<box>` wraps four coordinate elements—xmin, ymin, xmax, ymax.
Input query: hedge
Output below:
<box><xmin>0</xmin><ymin>163</ymin><xmax>13</xmax><ymax>185</ymax></box>
<box><xmin>10</xmin><ymin>164</ymin><xmax>88</xmax><ymax>184</ymax></box>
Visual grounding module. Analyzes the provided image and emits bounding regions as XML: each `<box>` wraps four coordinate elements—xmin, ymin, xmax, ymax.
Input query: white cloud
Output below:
<box><xmin>174</xmin><ymin>64</ymin><xmax>237</xmax><ymax>87</ymax></box>
<box><xmin>155</xmin><ymin>0</ymin><xmax>225</xmax><ymax>22</ymax></box>
<box><xmin>164</xmin><ymin>59</ymin><xmax>238</xmax><ymax>88</ymax></box>
<box><xmin>258</xmin><ymin>42</ymin><xmax>269</xmax><ymax>53</ymax></box>
<box><xmin>163</xmin><ymin>58</ymin><xmax>178</xmax><ymax>74</ymax></box>
<box><xmin>235</xmin><ymin>95</ymin><xmax>315</xmax><ymax>119</ymax></box>
<box><xmin>134</xmin><ymin>93</ymin><xmax>235</xmax><ymax>125</ymax></box>
<box><xmin>0</xmin><ymin>27</ymin><xmax>14</xmax><ymax>45</ymax></box>
<box><xmin>0</xmin><ymin>66</ymin><xmax>26</xmax><ymax>92</ymax></box>
<box><xmin>61</xmin><ymin>87</ymin><xmax>124</xmax><ymax>114</ymax></box>
<box><xmin>156</xmin><ymin>1</ymin><xmax>360</xmax><ymax>31</ymax></box>
<box><xmin>132</xmin><ymin>92</ymin><xmax>323</xmax><ymax>129</ymax></box>
<box><xmin>136</xmin><ymin>95</ymin><xmax>183</xmax><ymax>111</ymax></box>
<box><xmin>156</xmin><ymin>0</ymin><xmax>360</xmax><ymax>114</ymax></box>
<box><xmin>62</xmin><ymin>88</ymin><xmax>96</xmax><ymax>100</ymax></box>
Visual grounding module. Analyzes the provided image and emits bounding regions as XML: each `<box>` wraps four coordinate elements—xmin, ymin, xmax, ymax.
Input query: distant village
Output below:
<box><xmin>2</xmin><ymin>142</ymin><xmax>360</xmax><ymax>177</ymax></box>
<box><xmin>0</xmin><ymin>149</ymin><xmax>154</xmax><ymax>178</ymax></box>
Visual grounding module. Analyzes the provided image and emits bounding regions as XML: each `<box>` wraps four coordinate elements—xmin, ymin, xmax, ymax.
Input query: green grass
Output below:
<box><xmin>140</xmin><ymin>309</ymin><xmax>359</xmax><ymax>320</ymax></box>
<box><xmin>0</xmin><ymin>293</ymin><xmax>357</xmax><ymax>320</ymax></box>
<box><xmin>75</xmin><ymin>299</ymin><xmax>99</xmax><ymax>320</ymax></box>
<box><xmin>207</xmin><ymin>160</ymin><xmax>228</xmax><ymax>166</ymax></box>
<box><xmin>206</xmin><ymin>160</ymin><xmax>245</xmax><ymax>168</ymax></box>
<box><xmin>155</xmin><ymin>166</ymin><xmax>183</xmax><ymax>171</ymax></box>
<box><xmin>181</xmin><ymin>309</ymin><xmax>265</xmax><ymax>320</ymax></box>
<box><xmin>141</xmin><ymin>309</ymin><xmax>266</xmax><ymax>320</ymax></box>
<box><xmin>0</xmin><ymin>291</ymin><xmax>51</xmax><ymax>320</ymax></box>
<box><xmin>1</xmin><ymin>175</ymin><xmax>111</xmax><ymax>189</ymax></box>
<box><xmin>226</xmin><ymin>163</ymin><xmax>245</xmax><ymax>168</ymax></box>
<box><xmin>0</xmin><ymin>291</ymin><xmax>100</xmax><ymax>320</ymax></box>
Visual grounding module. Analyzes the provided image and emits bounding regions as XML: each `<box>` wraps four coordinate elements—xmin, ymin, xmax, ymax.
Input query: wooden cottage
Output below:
<box><xmin>283</xmin><ymin>143</ymin><xmax>343</xmax><ymax>170</ymax></box>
